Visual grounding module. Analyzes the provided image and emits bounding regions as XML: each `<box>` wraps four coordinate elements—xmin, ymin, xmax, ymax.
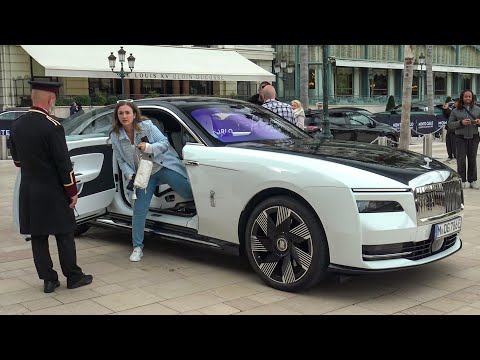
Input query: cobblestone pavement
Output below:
<box><xmin>1</xmin><ymin>139</ymin><xmax>480</xmax><ymax>315</ymax></box>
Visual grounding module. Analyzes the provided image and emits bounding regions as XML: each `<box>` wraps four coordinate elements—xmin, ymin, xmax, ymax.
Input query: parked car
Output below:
<box><xmin>13</xmin><ymin>97</ymin><xmax>464</xmax><ymax>292</ymax></box>
<box><xmin>305</xmin><ymin>108</ymin><xmax>399</xmax><ymax>146</ymax></box>
<box><xmin>0</xmin><ymin>110</ymin><xmax>28</xmax><ymax>136</ymax></box>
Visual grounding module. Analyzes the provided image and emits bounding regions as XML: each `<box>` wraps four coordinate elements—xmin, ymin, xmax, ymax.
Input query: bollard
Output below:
<box><xmin>0</xmin><ymin>135</ymin><xmax>7</xmax><ymax>160</ymax></box>
<box><xmin>378</xmin><ymin>136</ymin><xmax>387</xmax><ymax>146</ymax></box>
<box><xmin>442</xmin><ymin>127</ymin><xmax>447</xmax><ymax>142</ymax></box>
<box><xmin>423</xmin><ymin>133</ymin><xmax>433</xmax><ymax>157</ymax></box>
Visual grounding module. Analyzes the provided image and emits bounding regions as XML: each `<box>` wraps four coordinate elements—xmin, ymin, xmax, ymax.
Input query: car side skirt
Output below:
<box><xmin>90</xmin><ymin>214</ymin><xmax>240</xmax><ymax>256</ymax></box>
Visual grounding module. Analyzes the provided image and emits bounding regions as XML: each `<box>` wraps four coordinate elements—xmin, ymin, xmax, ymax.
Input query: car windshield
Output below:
<box><xmin>181</xmin><ymin>103</ymin><xmax>310</xmax><ymax>143</ymax></box>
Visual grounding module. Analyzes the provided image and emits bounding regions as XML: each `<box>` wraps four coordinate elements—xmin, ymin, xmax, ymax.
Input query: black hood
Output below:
<box><xmin>228</xmin><ymin>139</ymin><xmax>454</xmax><ymax>185</ymax></box>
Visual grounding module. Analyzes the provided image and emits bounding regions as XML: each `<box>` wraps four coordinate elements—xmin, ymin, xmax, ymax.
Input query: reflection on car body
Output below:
<box><xmin>14</xmin><ymin>97</ymin><xmax>464</xmax><ymax>292</ymax></box>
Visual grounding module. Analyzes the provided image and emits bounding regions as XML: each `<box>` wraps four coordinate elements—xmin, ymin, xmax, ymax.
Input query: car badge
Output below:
<box><xmin>420</xmin><ymin>157</ymin><xmax>432</xmax><ymax>169</ymax></box>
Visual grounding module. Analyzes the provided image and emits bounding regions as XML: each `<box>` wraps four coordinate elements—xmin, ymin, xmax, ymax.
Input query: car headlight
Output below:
<box><xmin>356</xmin><ymin>200</ymin><xmax>404</xmax><ymax>213</ymax></box>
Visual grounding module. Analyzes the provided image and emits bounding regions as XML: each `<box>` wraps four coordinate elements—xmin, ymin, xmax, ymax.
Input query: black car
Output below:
<box><xmin>305</xmin><ymin>108</ymin><xmax>399</xmax><ymax>146</ymax></box>
<box><xmin>0</xmin><ymin>110</ymin><xmax>28</xmax><ymax>136</ymax></box>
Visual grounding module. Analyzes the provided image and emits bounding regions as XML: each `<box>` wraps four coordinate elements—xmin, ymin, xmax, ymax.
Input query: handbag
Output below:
<box><xmin>133</xmin><ymin>136</ymin><xmax>153</xmax><ymax>190</ymax></box>
<box><xmin>133</xmin><ymin>153</ymin><xmax>153</xmax><ymax>189</ymax></box>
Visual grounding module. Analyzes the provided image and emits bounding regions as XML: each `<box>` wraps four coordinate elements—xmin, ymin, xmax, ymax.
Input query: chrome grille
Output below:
<box><xmin>414</xmin><ymin>180</ymin><xmax>463</xmax><ymax>222</ymax></box>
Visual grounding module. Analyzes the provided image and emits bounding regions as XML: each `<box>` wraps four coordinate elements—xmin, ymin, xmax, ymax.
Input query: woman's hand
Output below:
<box><xmin>137</xmin><ymin>142</ymin><xmax>147</xmax><ymax>152</ymax></box>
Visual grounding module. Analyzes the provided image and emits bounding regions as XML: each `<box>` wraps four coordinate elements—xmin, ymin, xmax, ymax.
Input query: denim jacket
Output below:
<box><xmin>110</xmin><ymin>120</ymin><xmax>188</xmax><ymax>180</ymax></box>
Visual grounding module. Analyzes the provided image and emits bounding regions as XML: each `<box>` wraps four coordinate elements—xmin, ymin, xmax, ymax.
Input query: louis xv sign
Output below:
<box><xmin>133</xmin><ymin>72</ymin><xmax>225</xmax><ymax>81</ymax></box>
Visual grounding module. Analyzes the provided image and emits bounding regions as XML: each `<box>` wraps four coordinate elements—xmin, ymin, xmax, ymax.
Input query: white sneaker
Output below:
<box><xmin>129</xmin><ymin>247</ymin><xmax>143</xmax><ymax>262</ymax></box>
<box><xmin>462</xmin><ymin>182</ymin><xmax>468</xmax><ymax>189</ymax></box>
<box><xmin>471</xmin><ymin>181</ymin><xmax>479</xmax><ymax>190</ymax></box>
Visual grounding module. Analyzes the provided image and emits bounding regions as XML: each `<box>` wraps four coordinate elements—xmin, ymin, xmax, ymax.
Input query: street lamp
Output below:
<box><xmin>273</xmin><ymin>56</ymin><xmax>295</xmax><ymax>81</ymax></box>
<box><xmin>319</xmin><ymin>45</ymin><xmax>333</xmax><ymax>139</ymax></box>
<box><xmin>418</xmin><ymin>52</ymin><xmax>425</xmax><ymax>101</ymax></box>
<box><xmin>108</xmin><ymin>46</ymin><xmax>136</xmax><ymax>97</ymax></box>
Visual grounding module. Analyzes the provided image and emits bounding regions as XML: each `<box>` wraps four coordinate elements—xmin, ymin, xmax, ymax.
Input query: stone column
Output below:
<box><xmin>172</xmin><ymin>80</ymin><xmax>181</xmax><ymax>95</ymax></box>
<box><xmin>182</xmin><ymin>80</ymin><xmax>190</xmax><ymax>95</ymax></box>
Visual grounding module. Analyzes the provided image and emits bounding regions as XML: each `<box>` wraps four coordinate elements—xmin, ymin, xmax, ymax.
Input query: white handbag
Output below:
<box><xmin>133</xmin><ymin>153</ymin><xmax>153</xmax><ymax>189</ymax></box>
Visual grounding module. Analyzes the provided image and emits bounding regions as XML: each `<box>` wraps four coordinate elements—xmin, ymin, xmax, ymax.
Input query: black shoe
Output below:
<box><xmin>67</xmin><ymin>274</ymin><xmax>93</xmax><ymax>289</ymax></box>
<box><xmin>44</xmin><ymin>280</ymin><xmax>60</xmax><ymax>293</ymax></box>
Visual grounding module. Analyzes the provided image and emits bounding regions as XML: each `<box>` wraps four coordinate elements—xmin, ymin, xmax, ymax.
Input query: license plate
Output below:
<box><xmin>434</xmin><ymin>217</ymin><xmax>462</xmax><ymax>240</ymax></box>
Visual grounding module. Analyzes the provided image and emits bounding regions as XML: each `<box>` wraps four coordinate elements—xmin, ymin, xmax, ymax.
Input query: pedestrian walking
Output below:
<box><xmin>9</xmin><ymin>80</ymin><xmax>93</xmax><ymax>293</ymax></box>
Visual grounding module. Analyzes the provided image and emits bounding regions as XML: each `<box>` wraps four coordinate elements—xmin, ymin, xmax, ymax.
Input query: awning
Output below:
<box><xmin>20</xmin><ymin>45</ymin><xmax>275</xmax><ymax>82</ymax></box>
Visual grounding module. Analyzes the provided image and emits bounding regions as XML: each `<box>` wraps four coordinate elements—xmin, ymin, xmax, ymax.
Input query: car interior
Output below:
<box><xmin>130</xmin><ymin>108</ymin><xmax>198</xmax><ymax>216</ymax></box>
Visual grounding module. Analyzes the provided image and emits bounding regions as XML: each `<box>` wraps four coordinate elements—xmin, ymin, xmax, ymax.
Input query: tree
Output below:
<box><xmin>426</xmin><ymin>45</ymin><xmax>434</xmax><ymax>115</ymax></box>
<box><xmin>299</xmin><ymin>45</ymin><xmax>309</xmax><ymax>110</ymax></box>
<box><xmin>386</xmin><ymin>95</ymin><xmax>396</xmax><ymax>111</ymax></box>
<box><xmin>399</xmin><ymin>45</ymin><xmax>415</xmax><ymax>150</ymax></box>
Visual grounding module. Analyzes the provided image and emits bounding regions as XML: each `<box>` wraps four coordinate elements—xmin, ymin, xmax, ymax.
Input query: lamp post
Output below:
<box><xmin>108</xmin><ymin>46</ymin><xmax>136</xmax><ymax>98</ymax></box>
<box><xmin>418</xmin><ymin>52</ymin><xmax>425</xmax><ymax>101</ymax></box>
<box><xmin>273</xmin><ymin>56</ymin><xmax>295</xmax><ymax>81</ymax></box>
<box><xmin>320</xmin><ymin>45</ymin><xmax>333</xmax><ymax>139</ymax></box>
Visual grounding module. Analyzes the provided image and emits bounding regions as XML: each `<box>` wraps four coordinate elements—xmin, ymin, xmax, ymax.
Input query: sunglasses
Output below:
<box><xmin>116</xmin><ymin>99</ymin><xmax>134</xmax><ymax>104</ymax></box>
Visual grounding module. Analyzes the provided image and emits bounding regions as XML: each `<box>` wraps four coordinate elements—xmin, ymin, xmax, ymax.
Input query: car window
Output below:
<box><xmin>185</xmin><ymin>103</ymin><xmax>309</xmax><ymax>143</ymax></box>
<box><xmin>63</xmin><ymin>106</ymin><xmax>114</xmax><ymax>135</ymax></box>
<box><xmin>80</xmin><ymin>113</ymin><xmax>114</xmax><ymax>135</ymax></box>
<box><xmin>0</xmin><ymin>112</ymin><xmax>17</xmax><ymax>121</ymax></box>
<box><xmin>14</xmin><ymin>112</ymin><xmax>27</xmax><ymax>119</ymax></box>
<box><xmin>348</xmin><ymin>114</ymin><xmax>371</xmax><ymax>126</ymax></box>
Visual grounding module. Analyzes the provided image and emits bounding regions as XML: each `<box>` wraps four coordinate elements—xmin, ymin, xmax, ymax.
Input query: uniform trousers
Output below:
<box><xmin>30</xmin><ymin>232</ymin><xmax>84</xmax><ymax>284</ymax></box>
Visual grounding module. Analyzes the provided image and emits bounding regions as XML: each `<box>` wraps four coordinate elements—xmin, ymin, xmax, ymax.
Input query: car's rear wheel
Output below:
<box><xmin>74</xmin><ymin>223</ymin><xmax>90</xmax><ymax>237</ymax></box>
<box><xmin>244</xmin><ymin>196</ymin><xmax>329</xmax><ymax>292</ymax></box>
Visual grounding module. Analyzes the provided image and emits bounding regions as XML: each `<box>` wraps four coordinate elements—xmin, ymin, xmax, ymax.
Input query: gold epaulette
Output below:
<box><xmin>28</xmin><ymin>109</ymin><xmax>61</xmax><ymax>126</ymax></box>
<box><xmin>46</xmin><ymin>115</ymin><xmax>61</xmax><ymax>126</ymax></box>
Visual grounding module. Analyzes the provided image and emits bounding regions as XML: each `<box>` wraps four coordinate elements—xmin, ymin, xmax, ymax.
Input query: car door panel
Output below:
<box><xmin>329</xmin><ymin>116</ymin><xmax>352</xmax><ymax>141</ymax></box>
<box><xmin>13</xmin><ymin>137</ymin><xmax>115</xmax><ymax>232</ymax></box>
<box><xmin>183</xmin><ymin>144</ymin><xmax>241</xmax><ymax>241</ymax></box>
<box><xmin>67</xmin><ymin>138</ymin><xmax>115</xmax><ymax>220</ymax></box>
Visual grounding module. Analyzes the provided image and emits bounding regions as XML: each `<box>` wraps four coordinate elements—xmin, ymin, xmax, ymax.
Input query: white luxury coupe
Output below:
<box><xmin>13</xmin><ymin>97</ymin><xmax>464</xmax><ymax>292</ymax></box>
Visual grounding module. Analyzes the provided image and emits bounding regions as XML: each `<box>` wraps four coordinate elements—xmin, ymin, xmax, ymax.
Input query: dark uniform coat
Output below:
<box><xmin>9</xmin><ymin>107</ymin><xmax>78</xmax><ymax>235</ymax></box>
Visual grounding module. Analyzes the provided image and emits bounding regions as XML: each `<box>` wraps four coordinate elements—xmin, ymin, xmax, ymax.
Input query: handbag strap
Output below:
<box><xmin>464</xmin><ymin>107</ymin><xmax>476</xmax><ymax>120</ymax></box>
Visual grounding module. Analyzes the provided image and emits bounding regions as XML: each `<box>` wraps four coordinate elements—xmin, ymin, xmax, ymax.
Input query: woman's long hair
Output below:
<box><xmin>110</xmin><ymin>101</ymin><xmax>143</xmax><ymax>137</ymax></box>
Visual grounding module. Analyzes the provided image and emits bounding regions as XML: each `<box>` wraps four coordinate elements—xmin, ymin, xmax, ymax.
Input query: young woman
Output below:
<box><xmin>110</xmin><ymin>100</ymin><xmax>194</xmax><ymax>261</ymax></box>
<box><xmin>448</xmin><ymin>90</ymin><xmax>480</xmax><ymax>189</ymax></box>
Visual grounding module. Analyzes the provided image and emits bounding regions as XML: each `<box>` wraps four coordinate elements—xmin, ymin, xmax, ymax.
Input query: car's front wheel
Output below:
<box><xmin>244</xmin><ymin>196</ymin><xmax>329</xmax><ymax>292</ymax></box>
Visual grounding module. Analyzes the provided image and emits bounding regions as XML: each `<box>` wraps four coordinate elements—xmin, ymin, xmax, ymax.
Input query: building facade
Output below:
<box><xmin>1</xmin><ymin>45</ymin><xmax>479</xmax><ymax>110</ymax></box>
<box><xmin>274</xmin><ymin>45</ymin><xmax>480</xmax><ymax>106</ymax></box>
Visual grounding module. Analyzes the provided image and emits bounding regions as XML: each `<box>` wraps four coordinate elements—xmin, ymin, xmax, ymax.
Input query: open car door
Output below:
<box><xmin>13</xmin><ymin>136</ymin><xmax>116</xmax><ymax>231</ymax></box>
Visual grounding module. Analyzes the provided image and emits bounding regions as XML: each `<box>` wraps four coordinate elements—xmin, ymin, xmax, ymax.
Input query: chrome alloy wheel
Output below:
<box><xmin>249</xmin><ymin>205</ymin><xmax>313</xmax><ymax>285</ymax></box>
